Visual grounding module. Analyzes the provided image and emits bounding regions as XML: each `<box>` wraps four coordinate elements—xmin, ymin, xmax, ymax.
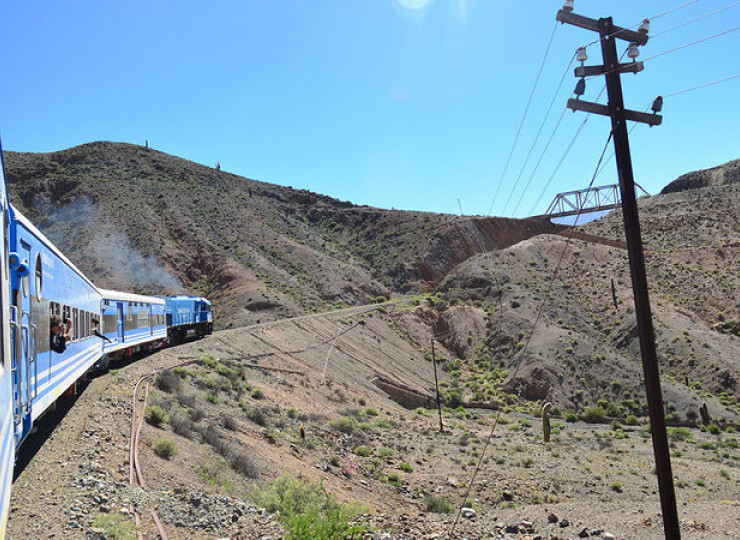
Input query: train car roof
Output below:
<box><xmin>98</xmin><ymin>288</ymin><xmax>166</xmax><ymax>306</ymax></box>
<box><xmin>11</xmin><ymin>204</ymin><xmax>99</xmax><ymax>292</ymax></box>
<box><xmin>165</xmin><ymin>295</ymin><xmax>212</xmax><ymax>305</ymax></box>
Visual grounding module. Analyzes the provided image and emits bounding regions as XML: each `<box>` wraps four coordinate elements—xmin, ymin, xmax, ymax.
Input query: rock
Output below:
<box><xmin>505</xmin><ymin>524</ymin><xmax>519</xmax><ymax>534</ymax></box>
<box><xmin>502</xmin><ymin>491</ymin><xmax>514</xmax><ymax>501</ymax></box>
<box><xmin>560</xmin><ymin>518</ymin><xmax>570</xmax><ymax>527</ymax></box>
<box><xmin>578</xmin><ymin>527</ymin><xmax>590</xmax><ymax>537</ymax></box>
<box><xmin>461</xmin><ymin>507</ymin><xmax>476</xmax><ymax>519</ymax></box>
<box><xmin>603</xmin><ymin>534</ymin><xmax>615</xmax><ymax>540</ymax></box>
<box><xmin>548</xmin><ymin>512</ymin><xmax>559</xmax><ymax>523</ymax></box>
<box><xmin>447</xmin><ymin>477</ymin><xmax>459</xmax><ymax>488</ymax></box>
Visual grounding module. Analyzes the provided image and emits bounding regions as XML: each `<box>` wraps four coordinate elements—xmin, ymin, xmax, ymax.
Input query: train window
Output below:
<box><xmin>127</xmin><ymin>303</ymin><xmax>132</xmax><ymax>321</ymax></box>
<box><xmin>72</xmin><ymin>308</ymin><xmax>79</xmax><ymax>341</ymax></box>
<box><xmin>104</xmin><ymin>300</ymin><xmax>109</xmax><ymax>307</ymax></box>
<box><xmin>62</xmin><ymin>305</ymin><xmax>70</xmax><ymax>324</ymax></box>
<box><xmin>86</xmin><ymin>312</ymin><xmax>91</xmax><ymax>338</ymax></box>
<box><xmin>50</xmin><ymin>302</ymin><xmax>61</xmax><ymax>317</ymax></box>
<box><xmin>34</xmin><ymin>254</ymin><xmax>43</xmax><ymax>301</ymax></box>
<box><xmin>21</xmin><ymin>273</ymin><xmax>29</xmax><ymax>298</ymax></box>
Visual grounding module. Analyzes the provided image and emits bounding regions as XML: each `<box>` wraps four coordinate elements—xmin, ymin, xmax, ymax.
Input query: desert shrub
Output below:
<box><xmin>362</xmin><ymin>407</ymin><xmax>379</xmax><ymax>417</ymax></box>
<box><xmin>152</xmin><ymin>437</ymin><xmax>178</xmax><ymax>459</ymax></box>
<box><xmin>92</xmin><ymin>513</ymin><xmax>139</xmax><ymax>540</ymax></box>
<box><xmin>206</xmin><ymin>394</ymin><xmax>220</xmax><ymax>404</ymax></box>
<box><xmin>666</xmin><ymin>427</ymin><xmax>693</xmax><ymax>442</ymax></box>
<box><xmin>247</xmin><ymin>408</ymin><xmax>269</xmax><ymax>427</ymax></box>
<box><xmin>375</xmin><ymin>419</ymin><xmax>393</xmax><ymax>429</ymax></box>
<box><xmin>399</xmin><ymin>462</ymin><xmax>413</xmax><ymax>473</ymax></box>
<box><xmin>178</xmin><ymin>392</ymin><xmax>197</xmax><ymax>409</ymax></box>
<box><xmin>329</xmin><ymin>416</ymin><xmax>357</xmax><ymax>434</ymax></box>
<box><xmin>188</xmin><ymin>406</ymin><xmax>205</xmax><ymax>423</ymax></box>
<box><xmin>155</xmin><ymin>370</ymin><xmax>181</xmax><ymax>394</ymax></box>
<box><xmin>251</xmin><ymin>388</ymin><xmax>265</xmax><ymax>400</ymax></box>
<box><xmin>583</xmin><ymin>407</ymin><xmax>606</xmax><ymax>424</ymax></box>
<box><xmin>252</xmin><ymin>474</ymin><xmax>370</xmax><ymax>539</ymax></box>
<box><xmin>145</xmin><ymin>406</ymin><xmax>169</xmax><ymax>427</ymax></box>
<box><xmin>424</xmin><ymin>494</ymin><xmax>454</xmax><ymax>514</ymax></box>
<box><xmin>354</xmin><ymin>445</ymin><xmax>372</xmax><ymax>457</ymax></box>
<box><xmin>564</xmin><ymin>412</ymin><xmax>578</xmax><ymax>423</ymax></box>
<box><xmin>201</xmin><ymin>424</ymin><xmax>260</xmax><ymax>478</ymax></box>
<box><xmin>707</xmin><ymin>424</ymin><xmax>722</xmax><ymax>435</ymax></box>
<box><xmin>223</xmin><ymin>415</ymin><xmax>239</xmax><ymax>431</ymax></box>
<box><xmin>377</xmin><ymin>446</ymin><xmax>394</xmax><ymax>459</ymax></box>
<box><xmin>169</xmin><ymin>413</ymin><xmax>195</xmax><ymax>439</ymax></box>
<box><xmin>199</xmin><ymin>354</ymin><xmax>218</xmax><ymax>368</ymax></box>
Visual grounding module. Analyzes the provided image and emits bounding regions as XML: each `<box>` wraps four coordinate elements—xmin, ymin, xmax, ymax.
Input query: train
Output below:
<box><xmin>0</xmin><ymin>134</ymin><xmax>213</xmax><ymax>536</ymax></box>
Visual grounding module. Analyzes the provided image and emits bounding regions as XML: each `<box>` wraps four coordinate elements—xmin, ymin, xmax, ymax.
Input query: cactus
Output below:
<box><xmin>542</xmin><ymin>402</ymin><xmax>552</xmax><ymax>443</ymax></box>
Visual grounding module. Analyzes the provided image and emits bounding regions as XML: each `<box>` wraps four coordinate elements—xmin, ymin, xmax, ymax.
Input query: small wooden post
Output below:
<box><xmin>431</xmin><ymin>340</ymin><xmax>444</xmax><ymax>433</ymax></box>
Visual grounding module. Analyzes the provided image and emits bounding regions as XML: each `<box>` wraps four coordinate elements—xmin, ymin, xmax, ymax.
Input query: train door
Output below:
<box><xmin>117</xmin><ymin>302</ymin><xmax>124</xmax><ymax>343</ymax></box>
<box><xmin>13</xmin><ymin>240</ymin><xmax>35</xmax><ymax>441</ymax></box>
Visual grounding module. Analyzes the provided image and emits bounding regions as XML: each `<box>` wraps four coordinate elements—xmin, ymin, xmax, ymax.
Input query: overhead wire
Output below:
<box><xmin>650</xmin><ymin>0</ymin><xmax>740</xmax><ymax>40</ymax></box>
<box><xmin>664</xmin><ymin>72</ymin><xmax>740</xmax><ymax>97</ymax></box>
<box><xmin>487</xmin><ymin>21</ymin><xmax>559</xmax><ymax>217</ymax></box>
<box><xmin>500</xmin><ymin>52</ymin><xmax>577</xmax><ymax>216</ymax></box>
<box><xmin>449</xmin><ymin>129</ymin><xmax>615</xmax><ymax>536</ymax></box>
<box><xmin>583</xmin><ymin>0</ymin><xmax>704</xmax><ymax>48</ymax></box>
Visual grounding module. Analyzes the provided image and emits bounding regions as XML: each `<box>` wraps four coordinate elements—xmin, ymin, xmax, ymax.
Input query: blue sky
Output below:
<box><xmin>1</xmin><ymin>0</ymin><xmax>738</xmax><ymax>217</ymax></box>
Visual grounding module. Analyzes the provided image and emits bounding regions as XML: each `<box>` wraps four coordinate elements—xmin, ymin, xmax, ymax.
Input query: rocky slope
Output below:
<box><xmin>4</xmin><ymin>142</ymin><xmax>561</xmax><ymax>329</ymax></box>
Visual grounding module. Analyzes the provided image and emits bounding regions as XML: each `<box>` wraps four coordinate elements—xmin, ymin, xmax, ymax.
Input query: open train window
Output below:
<box><xmin>34</xmin><ymin>254</ymin><xmax>43</xmax><ymax>301</ymax></box>
<box><xmin>50</xmin><ymin>302</ymin><xmax>61</xmax><ymax>317</ymax></box>
<box><xmin>86</xmin><ymin>311</ymin><xmax>91</xmax><ymax>338</ymax></box>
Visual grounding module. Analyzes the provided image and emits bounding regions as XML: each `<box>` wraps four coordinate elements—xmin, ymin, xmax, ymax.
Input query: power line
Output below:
<box><xmin>585</xmin><ymin>0</ymin><xmax>704</xmax><ymax>49</ymax></box>
<box><xmin>648</xmin><ymin>0</ymin><xmax>703</xmax><ymax>20</ymax></box>
<box><xmin>501</xmin><ymin>52</ymin><xmax>576</xmax><ymax>216</ymax></box>
<box><xmin>651</xmin><ymin>0</ymin><xmax>740</xmax><ymax>40</ymax></box>
<box><xmin>487</xmin><ymin>21</ymin><xmax>559</xmax><ymax>217</ymax></box>
<box><xmin>643</xmin><ymin>23</ymin><xmax>740</xmax><ymax>63</ymax></box>
<box><xmin>665</xmin><ymin>72</ymin><xmax>740</xmax><ymax>97</ymax></box>
<box><xmin>449</xmin><ymin>131</ymin><xmax>615</xmax><ymax>536</ymax></box>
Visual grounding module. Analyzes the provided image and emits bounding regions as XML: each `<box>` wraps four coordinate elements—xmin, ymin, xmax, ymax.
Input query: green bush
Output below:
<box><xmin>145</xmin><ymin>405</ymin><xmax>169</xmax><ymax>427</ymax></box>
<box><xmin>92</xmin><ymin>513</ymin><xmax>139</xmax><ymax>540</ymax></box>
<box><xmin>152</xmin><ymin>437</ymin><xmax>178</xmax><ymax>459</ymax></box>
<box><xmin>564</xmin><ymin>412</ymin><xmax>578</xmax><ymax>423</ymax></box>
<box><xmin>328</xmin><ymin>416</ymin><xmax>357</xmax><ymax>434</ymax></box>
<box><xmin>424</xmin><ymin>494</ymin><xmax>454</xmax><ymax>514</ymax></box>
<box><xmin>354</xmin><ymin>445</ymin><xmax>372</xmax><ymax>457</ymax></box>
<box><xmin>376</xmin><ymin>446</ymin><xmax>394</xmax><ymax>459</ymax></box>
<box><xmin>583</xmin><ymin>407</ymin><xmax>606</xmax><ymax>424</ymax></box>
<box><xmin>252</xmin><ymin>475</ymin><xmax>370</xmax><ymax>540</ymax></box>
<box><xmin>399</xmin><ymin>462</ymin><xmax>413</xmax><ymax>473</ymax></box>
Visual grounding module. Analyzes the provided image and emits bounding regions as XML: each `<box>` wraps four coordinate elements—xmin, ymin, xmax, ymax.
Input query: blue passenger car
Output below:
<box><xmin>9</xmin><ymin>207</ymin><xmax>104</xmax><ymax>448</ymax></box>
<box><xmin>97</xmin><ymin>289</ymin><xmax>167</xmax><ymax>368</ymax></box>
<box><xmin>164</xmin><ymin>295</ymin><xmax>213</xmax><ymax>344</ymax></box>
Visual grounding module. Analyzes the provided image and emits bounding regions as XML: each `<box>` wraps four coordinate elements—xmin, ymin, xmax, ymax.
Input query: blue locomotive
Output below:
<box><xmin>0</xmin><ymin>134</ymin><xmax>213</xmax><ymax>535</ymax></box>
<box><xmin>164</xmin><ymin>295</ymin><xmax>213</xmax><ymax>345</ymax></box>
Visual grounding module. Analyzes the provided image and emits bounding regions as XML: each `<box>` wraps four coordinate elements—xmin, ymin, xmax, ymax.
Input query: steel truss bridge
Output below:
<box><xmin>535</xmin><ymin>183</ymin><xmax>650</xmax><ymax>220</ymax></box>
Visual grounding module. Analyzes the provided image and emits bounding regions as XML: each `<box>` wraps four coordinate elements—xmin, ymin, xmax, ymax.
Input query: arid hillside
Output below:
<box><xmin>4</xmin><ymin>142</ymin><xmax>560</xmax><ymax>329</ymax></box>
<box><xmin>5</xmin><ymin>146</ymin><xmax>740</xmax><ymax>539</ymax></box>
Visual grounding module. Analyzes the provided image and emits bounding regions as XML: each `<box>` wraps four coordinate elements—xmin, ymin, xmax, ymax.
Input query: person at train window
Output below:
<box><xmin>91</xmin><ymin>317</ymin><xmax>112</xmax><ymax>343</ymax></box>
<box><xmin>63</xmin><ymin>317</ymin><xmax>73</xmax><ymax>343</ymax></box>
<box><xmin>50</xmin><ymin>315</ymin><xmax>66</xmax><ymax>354</ymax></box>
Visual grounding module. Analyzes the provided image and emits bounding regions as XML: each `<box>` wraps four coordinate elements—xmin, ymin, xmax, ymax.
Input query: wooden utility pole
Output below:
<box><xmin>557</xmin><ymin>8</ymin><xmax>680</xmax><ymax>540</ymax></box>
<box><xmin>431</xmin><ymin>340</ymin><xmax>444</xmax><ymax>432</ymax></box>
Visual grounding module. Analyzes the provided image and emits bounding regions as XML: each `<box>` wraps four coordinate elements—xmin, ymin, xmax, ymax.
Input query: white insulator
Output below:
<box><xmin>576</xmin><ymin>46</ymin><xmax>588</xmax><ymax>63</ymax></box>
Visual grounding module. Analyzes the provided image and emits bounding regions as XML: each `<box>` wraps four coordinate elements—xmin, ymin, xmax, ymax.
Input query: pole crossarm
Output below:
<box><xmin>556</xmin><ymin>10</ymin><xmax>648</xmax><ymax>45</ymax></box>
<box><xmin>567</xmin><ymin>98</ymin><xmax>662</xmax><ymax>126</ymax></box>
